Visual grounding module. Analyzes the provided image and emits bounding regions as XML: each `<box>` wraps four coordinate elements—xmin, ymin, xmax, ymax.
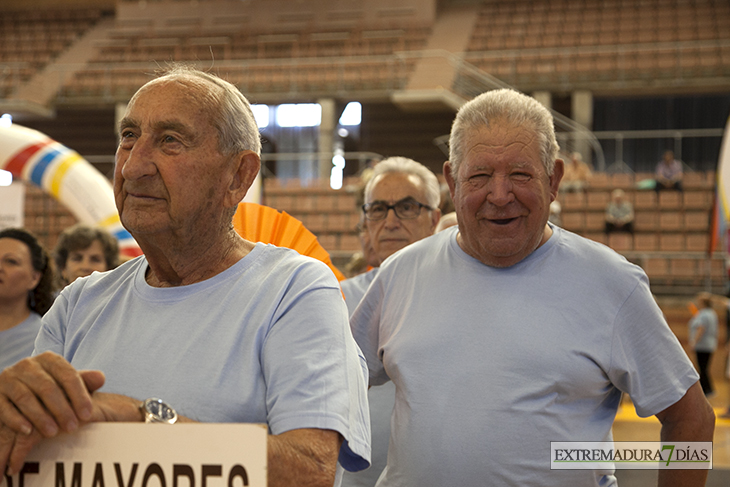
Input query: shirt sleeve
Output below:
<box><xmin>261</xmin><ymin>261</ymin><xmax>371</xmax><ymax>472</ymax></box>
<box><xmin>350</xmin><ymin>272</ymin><xmax>389</xmax><ymax>386</ymax></box>
<box><xmin>33</xmin><ymin>291</ymin><xmax>69</xmax><ymax>356</ymax></box>
<box><xmin>607</xmin><ymin>276</ymin><xmax>699</xmax><ymax>417</ymax></box>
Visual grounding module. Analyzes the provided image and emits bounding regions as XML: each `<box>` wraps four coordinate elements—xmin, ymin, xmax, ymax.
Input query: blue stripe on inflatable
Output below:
<box><xmin>113</xmin><ymin>228</ymin><xmax>134</xmax><ymax>241</ymax></box>
<box><xmin>30</xmin><ymin>147</ymin><xmax>62</xmax><ymax>187</ymax></box>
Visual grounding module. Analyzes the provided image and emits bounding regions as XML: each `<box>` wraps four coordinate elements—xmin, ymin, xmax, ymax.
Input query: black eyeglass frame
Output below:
<box><xmin>361</xmin><ymin>197</ymin><xmax>433</xmax><ymax>221</ymax></box>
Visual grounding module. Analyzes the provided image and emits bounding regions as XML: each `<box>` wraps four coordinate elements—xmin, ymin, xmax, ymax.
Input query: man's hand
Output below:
<box><xmin>0</xmin><ymin>352</ymin><xmax>105</xmax><ymax>478</ymax></box>
<box><xmin>0</xmin><ymin>352</ymin><xmax>103</xmax><ymax>438</ymax></box>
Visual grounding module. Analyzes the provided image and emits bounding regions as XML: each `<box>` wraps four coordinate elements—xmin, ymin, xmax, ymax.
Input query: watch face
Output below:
<box><xmin>146</xmin><ymin>398</ymin><xmax>176</xmax><ymax>422</ymax></box>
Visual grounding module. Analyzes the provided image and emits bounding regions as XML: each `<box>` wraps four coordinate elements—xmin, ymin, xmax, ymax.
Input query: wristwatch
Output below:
<box><xmin>140</xmin><ymin>397</ymin><xmax>178</xmax><ymax>424</ymax></box>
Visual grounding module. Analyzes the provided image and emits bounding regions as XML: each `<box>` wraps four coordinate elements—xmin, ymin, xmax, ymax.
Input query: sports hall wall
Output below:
<box><xmin>1</xmin><ymin>0</ymin><xmax>728</xmax><ymax>294</ymax></box>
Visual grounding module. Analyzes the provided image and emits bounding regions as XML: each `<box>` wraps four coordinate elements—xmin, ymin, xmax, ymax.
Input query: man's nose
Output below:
<box><xmin>119</xmin><ymin>136</ymin><xmax>157</xmax><ymax>180</ymax></box>
<box><xmin>382</xmin><ymin>208</ymin><xmax>402</xmax><ymax>228</ymax></box>
<box><xmin>486</xmin><ymin>175</ymin><xmax>515</xmax><ymax>206</ymax></box>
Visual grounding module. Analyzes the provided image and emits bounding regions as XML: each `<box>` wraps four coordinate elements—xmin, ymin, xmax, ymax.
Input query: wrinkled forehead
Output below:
<box><xmin>460</xmin><ymin>123</ymin><xmax>542</xmax><ymax>167</ymax></box>
<box><xmin>367</xmin><ymin>172</ymin><xmax>427</xmax><ymax>203</ymax></box>
<box><xmin>126</xmin><ymin>77</ymin><xmax>215</xmax><ymax>122</ymax></box>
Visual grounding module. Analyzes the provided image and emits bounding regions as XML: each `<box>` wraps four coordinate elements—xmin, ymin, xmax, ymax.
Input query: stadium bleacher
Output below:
<box><xmin>1</xmin><ymin>0</ymin><xmax>728</xmax><ymax>295</ymax></box>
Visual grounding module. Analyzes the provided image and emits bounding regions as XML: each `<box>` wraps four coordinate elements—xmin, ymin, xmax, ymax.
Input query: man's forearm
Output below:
<box><xmin>657</xmin><ymin>394</ymin><xmax>715</xmax><ymax>487</ymax></box>
<box><xmin>657</xmin><ymin>421</ymin><xmax>711</xmax><ymax>487</ymax></box>
<box><xmin>267</xmin><ymin>429</ymin><xmax>341</xmax><ymax>487</ymax></box>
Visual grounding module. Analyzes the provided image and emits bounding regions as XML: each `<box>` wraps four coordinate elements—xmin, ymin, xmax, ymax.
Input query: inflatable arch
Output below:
<box><xmin>0</xmin><ymin>123</ymin><xmax>142</xmax><ymax>258</ymax></box>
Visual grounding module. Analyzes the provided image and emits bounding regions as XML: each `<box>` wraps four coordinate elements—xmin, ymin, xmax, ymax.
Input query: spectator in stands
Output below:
<box><xmin>0</xmin><ymin>228</ymin><xmax>54</xmax><ymax>370</ymax></box>
<box><xmin>53</xmin><ymin>223</ymin><xmax>120</xmax><ymax>288</ymax></box>
<box><xmin>0</xmin><ymin>66</ymin><xmax>370</xmax><ymax>485</ymax></box>
<box><xmin>655</xmin><ymin>150</ymin><xmax>684</xmax><ymax>191</ymax></box>
<box><xmin>341</xmin><ymin>156</ymin><xmax>440</xmax><ymax>487</ymax></box>
<box><xmin>689</xmin><ymin>292</ymin><xmax>719</xmax><ymax>397</ymax></box>
<box><xmin>604</xmin><ymin>188</ymin><xmax>635</xmax><ymax>234</ymax></box>
<box><xmin>350</xmin><ymin>88</ymin><xmax>715</xmax><ymax>486</ymax></box>
<box><xmin>559</xmin><ymin>151</ymin><xmax>591</xmax><ymax>192</ymax></box>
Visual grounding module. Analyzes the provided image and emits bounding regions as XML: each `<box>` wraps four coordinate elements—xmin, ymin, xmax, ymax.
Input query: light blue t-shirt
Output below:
<box><xmin>351</xmin><ymin>225</ymin><xmax>699</xmax><ymax>487</ymax></box>
<box><xmin>341</xmin><ymin>268</ymin><xmax>378</xmax><ymax>317</ymax></box>
<box><xmin>690</xmin><ymin>307</ymin><xmax>718</xmax><ymax>352</ymax></box>
<box><xmin>0</xmin><ymin>312</ymin><xmax>41</xmax><ymax>371</ymax></box>
<box><xmin>35</xmin><ymin>243</ymin><xmax>370</xmax><ymax>472</ymax></box>
<box><xmin>341</xmin><ymin>267</ymin><xmax>394</xmax><ymax>487</ymax></box>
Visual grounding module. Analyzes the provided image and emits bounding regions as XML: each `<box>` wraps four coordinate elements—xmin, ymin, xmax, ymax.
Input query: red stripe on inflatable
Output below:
<box><xmin>120</xmin><ymin>247</ymin><xmax>144</xmax><ymax>259</ymax></box>
<box><xmin>5</xmin><ymin>140</ymin><xmax>53</xmax><ymax>177</ymax></box>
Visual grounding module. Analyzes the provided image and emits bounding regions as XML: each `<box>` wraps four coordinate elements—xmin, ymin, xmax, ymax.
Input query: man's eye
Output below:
<box><xmin>399</xmin><ymin>201</ymin><xmax>417</xmax><ymax>211</ymax></box>
<box><xmin>370</xmin><ymin>205</ymin><xmax>387</xmax><ymax>213</ymax></box>
<box><xmin>512</xmin><ymin>173</ymin><xmax>531</xmax><ymax>182</ymax></box>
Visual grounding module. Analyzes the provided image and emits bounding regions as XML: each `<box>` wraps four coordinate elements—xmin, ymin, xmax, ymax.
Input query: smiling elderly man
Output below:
<box><xmin>341</xmin><ymin>157</ymin><xmax>441</xmax><ymax>315</ymax></box>
<box><xmin>350</xmin><ymin>89</ymin><xmax>714</xmax><ymax>487</ymax></box>
<box><xmin>341</xmin><ymin>156</ymin><xmax>439</xmax><ymax>487</ymax></box>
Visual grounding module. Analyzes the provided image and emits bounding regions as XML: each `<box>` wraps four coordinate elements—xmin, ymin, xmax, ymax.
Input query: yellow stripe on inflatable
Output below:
<box><xmin>49</xmin><ymin>153</ymin><xmax>83</xmax><ymax>198</ymax></box>
<box><xmin>98</xmin><ymin>213</ymin><xmax>122</xmax><ymax>229</ymax></box>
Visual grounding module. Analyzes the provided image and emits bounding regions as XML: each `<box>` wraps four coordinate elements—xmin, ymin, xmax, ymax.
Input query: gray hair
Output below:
<box><xmin>139</xmin><ymin>65</ymin><xmax>262</xmax><ymax>156</ymax></box>
<box><xmin>448</xmin><ymin>89</ymin><xmax>559</xmax><ymax>177</ymax></box>
<box><xmin>364</xmin><ymin>156</ymin><xmax>440</xmax><ymax>209</ymax></box>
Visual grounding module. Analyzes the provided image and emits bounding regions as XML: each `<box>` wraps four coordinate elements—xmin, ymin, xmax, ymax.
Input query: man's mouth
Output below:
<box><xmin>489</xmin><ymin>217</ymin><xmax>518</xmax><ymax>225</ymax></box>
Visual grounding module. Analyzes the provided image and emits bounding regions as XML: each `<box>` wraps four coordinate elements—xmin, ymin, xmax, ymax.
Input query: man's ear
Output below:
<box><xmin>443</xmin><ymin>161</ymin><xmax>456</xmax><ymax>202</ymax></box>
<box><xmin>549</xmin><ymin>158</ymin><xmax>564</xmax><ymax>201</ymax></box>
<box><xmin>226</xmin><ymin>150</ymin><xmax>261</xmax><ymax>207</ymax></box>
<box><xmin>429</xmin><ymin>208</ymin><xmax>442</xmax><ymax>234</ymax></box>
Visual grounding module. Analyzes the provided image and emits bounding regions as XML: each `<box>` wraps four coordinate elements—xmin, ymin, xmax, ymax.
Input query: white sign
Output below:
<box><xmin>550</xmin><ymin>441</ymin><xmax>712</xmax><ymax>470</ymax></box>
<box><xmin>4</xmin><ymin>423</ymin><xmax>267</xmax><ymax>487</ymax></box>
<box><xmin>0</xmin><ymin>181</ymin><xmax>24</xmax><ymax>230</ymax></box>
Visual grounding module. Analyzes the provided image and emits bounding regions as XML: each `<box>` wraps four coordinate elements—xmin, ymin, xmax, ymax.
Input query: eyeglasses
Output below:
<box><xmin>362</xmin><ymin>197</ymin><xmax>433</xmax><ymax>221</ymax></box>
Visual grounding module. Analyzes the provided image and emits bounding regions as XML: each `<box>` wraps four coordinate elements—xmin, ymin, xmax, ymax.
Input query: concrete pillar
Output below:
<box><xmin>318</xmin><ymin>98</ymin><xmax>336</xmax><ymax>182</ymax></box>
<box><xmin>571</xmin><ymin>90</ymin><xmax>593</xmax><ymax>166</ymax></box>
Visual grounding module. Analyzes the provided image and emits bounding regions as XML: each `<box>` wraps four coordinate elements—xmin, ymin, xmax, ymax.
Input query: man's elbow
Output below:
<box><xmin>696</xmin><ymin>402</ymin><xmax>716</xmax><ymax>440</ymax></box>
<box><xmin>658</xmin><ymin>385</ymin><xmax>716</xmax><ymax>442</ymax></box>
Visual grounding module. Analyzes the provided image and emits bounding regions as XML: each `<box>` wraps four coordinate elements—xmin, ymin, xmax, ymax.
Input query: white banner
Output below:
<box><xmin>550</xmin><ymin>441</ymin><xmax>712</xmax><ymax>470</ymax></box>
<box><xmin>3</xmin><ymin>423</ymin><xmax>267</xmax><ymax>487</ymax></box>
<box><xmin>0</xmin><ymin>181</ymin><xmax>24</xmax><ymax>230</ymax></box>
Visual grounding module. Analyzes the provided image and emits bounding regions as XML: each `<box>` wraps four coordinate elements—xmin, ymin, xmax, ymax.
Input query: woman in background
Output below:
<box><xmin>0</xmin><ymin>228</ymin><xmax>55</xmax><ymax>370</ymax></box>
<box><xmin>53</xmin><ymin>223</ymin><xmax>120</xmax><ymax>288</ymax></box>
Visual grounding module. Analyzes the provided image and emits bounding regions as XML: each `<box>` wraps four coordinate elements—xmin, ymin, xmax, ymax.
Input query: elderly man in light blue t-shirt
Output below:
<box><xmin>341</xmin><ymin>157</ymin><xmax>440</xmax><ymax>487</ymax></box>
<box><xmin>0</xmin><ymin>66</ymin><xmax>370</xmax><ymax>487</ymax></box>
<box><xmin>350</xmin><ymin>89</ymin><xmax>715</xmax><ymax>487</ymax></box>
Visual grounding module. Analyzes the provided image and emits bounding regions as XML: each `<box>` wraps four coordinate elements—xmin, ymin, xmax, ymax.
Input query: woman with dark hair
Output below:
<box><xmin>0</xmin><ymin>228</ymin><xmax>55</xmax><ymax>370</ymax></box>
<box><xmin>53</xmin><ymin>223</ymin><xmax>120</xmax><ymax>288</ymax></box>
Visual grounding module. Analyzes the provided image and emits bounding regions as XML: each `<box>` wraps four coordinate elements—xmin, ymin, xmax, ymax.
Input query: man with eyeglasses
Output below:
<box><xmin>350</xmin><ymin>90</ymin><xmax>713</xmax><ymax>486</ymax></box>
<box><xmin>341</xmin><ymin>156</ymin><xmax>440</xmax><ymax>487</ymax></box>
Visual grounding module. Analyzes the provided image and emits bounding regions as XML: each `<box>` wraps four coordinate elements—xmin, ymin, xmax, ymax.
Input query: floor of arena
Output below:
<box><xmin>611</xmin><ymin>297</ymin><xmax>730</xmax><ymax>485</ymax></box>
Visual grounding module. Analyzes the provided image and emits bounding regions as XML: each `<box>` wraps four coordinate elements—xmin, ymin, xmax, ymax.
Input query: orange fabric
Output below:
<box><xmin>232</xmin><ymin>202</ymin><xmax>346</xmax><ymax>282</ymax></box>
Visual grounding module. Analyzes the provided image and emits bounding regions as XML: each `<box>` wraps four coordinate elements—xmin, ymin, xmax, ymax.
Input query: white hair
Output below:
<box><xmin>364</xmin><ymin>156</ymin><xmax>441</xmax><ymax>209</ymax></box>
<box><xmin>448</xmin><ymin>89</ymin><xmax>559</xmax><ymax>176</ymax></box>
<box><xmin>139</xmin><ymin>65</ymin><xmax>262</xmax><ymax>156</ymax></box>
